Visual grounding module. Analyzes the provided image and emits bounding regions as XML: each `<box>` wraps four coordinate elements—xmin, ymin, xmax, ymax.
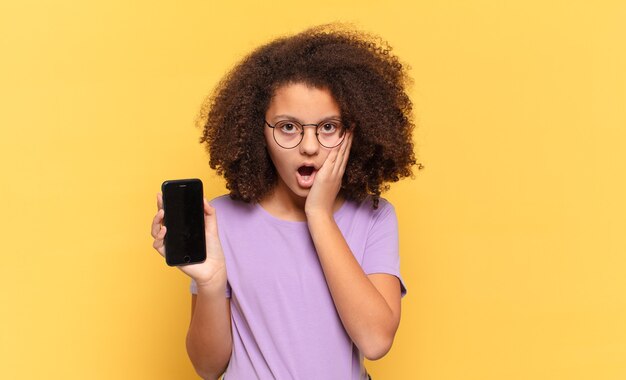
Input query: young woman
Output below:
<box><xmin>151</xmin><ymin>24</ymin><xmax>418</xmax><ymax>379</ymax></box>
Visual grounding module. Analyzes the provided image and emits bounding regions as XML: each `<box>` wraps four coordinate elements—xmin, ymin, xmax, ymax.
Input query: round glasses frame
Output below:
<box><xmin>264</xmin><ymin>119</ymin><xmax>348</xmax><ymax>149</ymax></box>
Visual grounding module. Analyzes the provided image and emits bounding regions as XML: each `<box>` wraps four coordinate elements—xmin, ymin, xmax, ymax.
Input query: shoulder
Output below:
<box><xmin>208</xmin><ymin>194</ymin><xmax>256</xmax><ymax>216</ymax></box>
<box><xmin>344</xmin><ymin>195</ymin><xmax>396</xmax><ymax>220</ymax></box>
<box><xmin>208</xmin><ymin>194</ymin><xmax>235</xmax><ymax>207</ymax></box>
<box><xmin>338</xmin><ymin>196</ymin><xmax>397</xmax><ymax>233</ymax></box>
<box><xmin>209</xmin><ymin>194</ymin><xmax>248</xmax><ymax>208</ymax></box>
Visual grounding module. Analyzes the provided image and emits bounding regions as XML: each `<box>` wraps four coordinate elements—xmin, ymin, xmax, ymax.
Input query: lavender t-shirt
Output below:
<box><xmin>191</xmin><ymin>194</ymin><xmax>406</xmax><ymax>379</ymax></box>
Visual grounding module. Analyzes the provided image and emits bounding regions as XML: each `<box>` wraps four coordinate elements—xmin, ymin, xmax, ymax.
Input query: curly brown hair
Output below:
<box><xmin>198</xmin><ymin>23</ymin><xmax>420</xmax><ymax>208</ymax></box>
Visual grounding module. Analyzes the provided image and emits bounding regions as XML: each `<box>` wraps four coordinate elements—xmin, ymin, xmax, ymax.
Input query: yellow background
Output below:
<box><xmin>1</xmin><ymin>1</ymin><xmax>625</xmax><ymax>379</ymax></box>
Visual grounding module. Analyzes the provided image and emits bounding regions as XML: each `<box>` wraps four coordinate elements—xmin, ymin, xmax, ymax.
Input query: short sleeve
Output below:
<box><xmin>190</xmin><ymin>278</ymin><xmax>231</xmax><ymax>298</ymax></box>
<box><xmin>361</xmin><ymin>200</ymin><xmax>407</xmax><ymax>297</ymax></box>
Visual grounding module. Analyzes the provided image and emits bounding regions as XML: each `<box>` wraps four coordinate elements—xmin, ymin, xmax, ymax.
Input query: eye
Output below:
<box><xmin>276</xmin><ymin>121</ymin><xmax>300</xmax><ymax>134</ymax></box>
<box><xmin>319</xmin><ymin>121</ymin><xmax>339</xmax><ymax>134</ymax></box>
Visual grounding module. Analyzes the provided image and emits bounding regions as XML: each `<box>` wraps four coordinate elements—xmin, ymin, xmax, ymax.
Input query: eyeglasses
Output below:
<box><xmin>264</xmin><ymin>118</ymin><xmax>348</xmax><ymax>149</ymax></box>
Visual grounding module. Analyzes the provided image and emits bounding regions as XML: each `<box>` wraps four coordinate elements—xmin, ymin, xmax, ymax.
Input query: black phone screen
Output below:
<box><xmin>161</xmin><ymin>179</ymin><xmax>206</xmax><ymax>266</ymax></box>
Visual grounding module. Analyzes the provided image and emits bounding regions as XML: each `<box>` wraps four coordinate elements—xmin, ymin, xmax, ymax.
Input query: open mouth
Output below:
<box><xmin>296</xmin><ymin>165</ymin><xmax>317</xmax><ymax>188</ymax></box>
<box><xmin>298</xmin><ymin>165</ymin><xmax>315</xmax><ymax>178</ymax></box>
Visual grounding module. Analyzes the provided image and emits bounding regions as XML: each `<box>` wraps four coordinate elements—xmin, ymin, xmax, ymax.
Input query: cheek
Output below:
<box><xmin>263</xmin><ymin>135</ymin><xmax>288</xmax><ymax>172</ymax></box>
<box><xmin>263</xmin><ymin>130</ymin><xmax>277</xmax><ymax>158</ymax></box>
<box><xmin>263</xmin><ymin>128</ymin><xmax>273</xmax><ymax>148</ymax></box>
<box><xmin>319</xmin><ymin>148</ymin><xmax>332</xmax><ymax>163</ymax></box>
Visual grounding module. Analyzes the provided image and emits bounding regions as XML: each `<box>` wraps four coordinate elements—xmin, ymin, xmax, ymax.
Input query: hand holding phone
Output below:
<box><xmin>161</xmin><ymin>178</ymin><xmax>207</xmax><ymax>266</ymax></box>
<box><xmin>151</xmin><ymin>179</ymin><xmax>227</xmax><ymax>288</ymax></box>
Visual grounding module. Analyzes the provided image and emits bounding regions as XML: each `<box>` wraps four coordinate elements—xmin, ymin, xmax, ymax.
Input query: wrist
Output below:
<box><xmin>305</xmin><ymin>210</ymin><xmax>334</xmax><ymax>224</ymax></box>
<box><xmin>194</xmin><ymin>269</ymin><xmax>228</xmax><ymax>295</ymax></box>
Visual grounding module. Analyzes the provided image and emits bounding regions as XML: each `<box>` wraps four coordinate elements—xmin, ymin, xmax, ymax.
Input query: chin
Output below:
<box><xmin>275</xmin><ymin>177</ymin><xmax>311</xmax><ymax>201</ymax></box>
<box><xmin>293</xmin><ymin>189</ymin><xmax>310</xmax><ymax>198</ymax></box>
<box><xmin>289</xmin><ymin>184</ymin><xmax>310</xmax><ymax>198</ymax></box>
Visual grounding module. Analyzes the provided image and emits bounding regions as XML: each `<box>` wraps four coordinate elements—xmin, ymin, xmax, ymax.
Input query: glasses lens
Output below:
<box><xmin>273</xmin><ymin>120</ymin><xmax>303</xmax><ymax>148</ymax></box>
<box><xmin>317</xmin><ymin>120</ymin><xmax>346</xmax><ymax>148</ymax></box>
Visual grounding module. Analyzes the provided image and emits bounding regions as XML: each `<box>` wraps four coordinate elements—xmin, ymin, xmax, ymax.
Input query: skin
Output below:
<box><xmin>150</xmin><ymin>82</ymin><xmax>402</xmax><ymax>378</ymax></box>
<box><xmin>260</xmin><ymin>82</ymin><xmax>347</xmax><ymax>220</ymax></box>
<box><xmin>152</xmin><ymin>196</ymin><xmax>231</xmax><ymax>379</ymax></box>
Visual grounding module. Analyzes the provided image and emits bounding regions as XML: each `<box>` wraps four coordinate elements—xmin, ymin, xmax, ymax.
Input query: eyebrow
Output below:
<box><xmin>271</xmin><ymin>114</ymin><xmax>342</xmax><ymax>123</ymax></box>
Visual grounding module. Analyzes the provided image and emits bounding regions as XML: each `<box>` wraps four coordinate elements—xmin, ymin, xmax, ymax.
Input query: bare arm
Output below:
<box><xmin>186</xmin><ymin>274</ymin><xmax>232</xmax><ymax>380</ymax></box>
<box><xmin>307</xmin><ymin>214</ymin><xmax>401</xmax><ymax>360</ymax></box>
<box><xmin>151</xmin><ymin>194</ymin><xmax>232</xmax><ymax>379</ymax></box>
<box><xmin>303</xmin><ymin>131</ymin><xmax>401</xmax><ymax>360</ymax></box>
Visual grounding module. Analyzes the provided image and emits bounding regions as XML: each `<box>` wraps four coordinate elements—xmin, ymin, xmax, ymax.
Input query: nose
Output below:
<box><xmin>299</xmin><ymin>126</ymin><xmax>320</xmax><ymax>155</ymax></box>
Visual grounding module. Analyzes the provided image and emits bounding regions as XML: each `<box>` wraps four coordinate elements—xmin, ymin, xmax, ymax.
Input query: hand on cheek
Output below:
<box><xmin>305</xmin><ymin>132</ymin><xmax>353</xmax><ymax>218</ymax></box>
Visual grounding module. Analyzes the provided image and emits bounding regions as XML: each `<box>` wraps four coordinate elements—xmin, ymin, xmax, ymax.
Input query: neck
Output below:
<box><xmin>259</xmin><ymin>182</ymin><xmax>345</xmax><ymax>222</ymax></box>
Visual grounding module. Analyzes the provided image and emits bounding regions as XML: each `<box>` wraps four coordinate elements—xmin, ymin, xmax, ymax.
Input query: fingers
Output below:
<box><xmin>333</xmin><ymin>131</ymin><xmax>353</xmax><ymax>177</ymax></box>
<box><xmin>321</xmin><ymin>136</ymin><xmax>343</xmax><ymax>171</ymax></box>
<box><xmin>319</xmin><ymin>131</ymin><xmax>352</xmax><ymax>179</ymax></box>
<box><xmin>152</xmin><ymin>194</ymin><xmax>166</xmax><ymax>257</ymax></box>
<box><xmin>343</xmin><ymin>132</ymin><xmax>353</xmax><ymax>165</ymax></box>
<box><xmin>324</xmin><ymin>142</ymin><xmax>340</xmax><ymax>165</ymax></box>
<box><xmin>151</xmin><ymin>208</ymin><xmax>164</xmax><ymax>237</ymax></box>
<box><xmin>152</xmin><ymin>225</ymin><xmax>166</xmax><ymax>257</ymax></box>
<box><xmin>204</xmin><ymin>198</ymin><xmax>213</xmax><ymax>215</ymax></box>
<box><xmin>334</xmin><ymin>134</ymin><xmax>348</xmax><ymax>173</ymax></box>
<box><xmin>203</xmin><ymin>198</ymin><xmax>218</xmax><ymax>235</ymax></box>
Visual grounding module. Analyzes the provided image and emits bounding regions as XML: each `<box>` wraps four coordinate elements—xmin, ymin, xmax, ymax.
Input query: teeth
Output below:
<box><xmin>302</xmin><ymin>175</ymin><xmax>310</xmax><ymax>180</ymax></box>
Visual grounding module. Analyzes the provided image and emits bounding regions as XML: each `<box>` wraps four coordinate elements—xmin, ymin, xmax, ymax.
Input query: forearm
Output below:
<box><xmin>186</xmin><ymin>272</ymin><xmax>232</xmax><ymax>380</ymax></box>
<box><xmin>307</xmin><ymin>213</ymin><xmax>398</xmax><ymax>359</ymax></box>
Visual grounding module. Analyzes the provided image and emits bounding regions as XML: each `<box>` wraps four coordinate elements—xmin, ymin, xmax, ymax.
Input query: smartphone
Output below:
<box><xmin>161</xmin><ymin>178</ymin><xmax>207</xmax><ymax>266</ymax></box>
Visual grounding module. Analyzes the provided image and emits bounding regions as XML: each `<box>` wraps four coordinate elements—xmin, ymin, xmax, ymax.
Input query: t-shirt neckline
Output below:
<box><xmin>254</xmin><ymin>198</ymin><xmax>349</xmax><ymax>227</ymax></box>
